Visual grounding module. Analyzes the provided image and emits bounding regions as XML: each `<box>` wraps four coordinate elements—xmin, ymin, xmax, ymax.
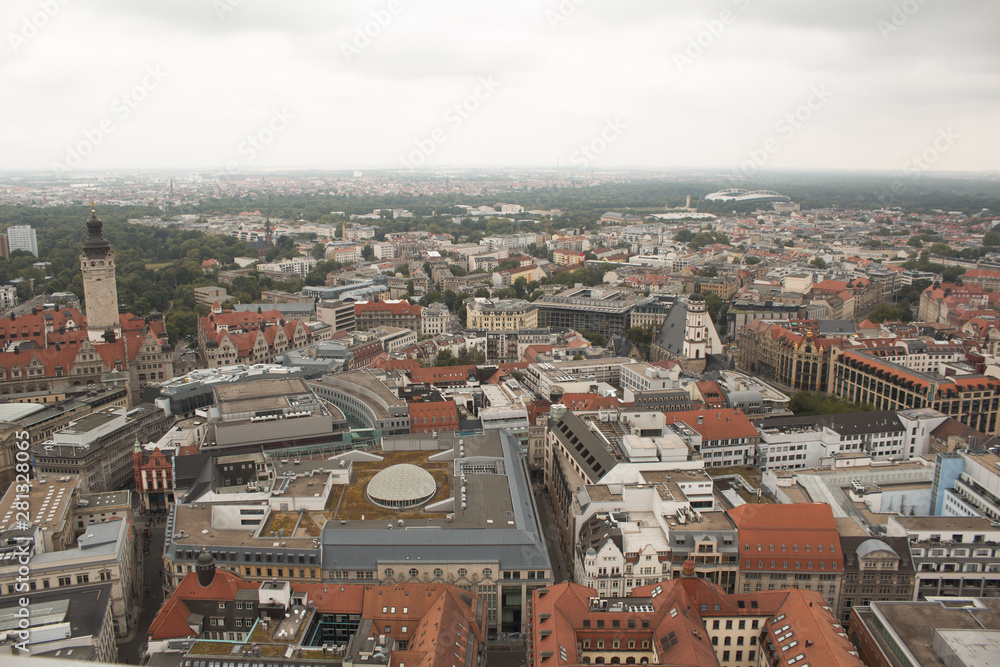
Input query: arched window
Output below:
<box><xmin>610</xmin><ymin>659</ymin><xmax>620</xmax><ymax>665</ymax></box>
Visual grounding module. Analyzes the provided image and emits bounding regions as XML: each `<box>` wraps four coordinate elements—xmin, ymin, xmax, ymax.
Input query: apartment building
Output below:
<box><xmin>0</xmin><ymin>518</ymin><xmax>136</xmax><ymax>636</ymax></box>
<box><xmin>837</xmin><ymin>536</ymin><xmax>914</xmax><ymax>625</ymax></box>
<box><xmin>886</xmin><ymin>515</ymin><xmax>1000</xmax><ymax>601</ymax></box>
<box><xmin>665</xmin><ymin>408</ymin><xmax>760</xmax><ymax>468</ymax></box>
<box><xmin>421</xmin><ymin>302</ymin><xmax>451</xmax><ymax>336</ymax></box>
<box><xmin>530</xmin><ymin>575</ymin><xmax>861</xmax><ymax>667</ymax></box>
<box><xmin>354</xmin><ymin>300</ymin><xmax>422</xmax><ymax>332</ymax></box>
<box><xmin>466</xmin><ymin>298</ymin><xmax>538</xmax><ymax>330</ymax></box>
<box><xmin>728</xmin><ymin>503</ymin><xmax>843</xmax><ymax>609</ymax></box>
<box><xmin>829</xmin><ymin>347</ymin><xmax>1000</xmax><ymax>436</ymax></box>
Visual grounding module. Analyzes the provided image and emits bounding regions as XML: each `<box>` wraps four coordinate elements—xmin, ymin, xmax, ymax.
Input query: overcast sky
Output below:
<box><xmin>2</xmin><ymin>0</ymin><xmax>997</xmax><ymax>174</ymax></box>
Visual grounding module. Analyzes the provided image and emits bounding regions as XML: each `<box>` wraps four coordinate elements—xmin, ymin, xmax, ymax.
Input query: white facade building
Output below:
<box><xmin>7</xmin><ymin>225</ymin><xmax>38</xmax><ymax>256</ymax></box>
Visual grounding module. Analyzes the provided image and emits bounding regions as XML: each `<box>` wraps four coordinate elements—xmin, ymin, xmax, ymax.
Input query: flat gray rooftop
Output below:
<box><xmin>867</xmin><ymin>599</ymin><xmax>1000</xmax><ymax>667</ymax></box>
<box><xmin>215</xmin><ymin>377</ymin><xmax>314</xmax><ymax>413</ymax></box>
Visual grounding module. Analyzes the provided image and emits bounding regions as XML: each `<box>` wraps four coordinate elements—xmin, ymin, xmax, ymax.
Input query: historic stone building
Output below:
<box><xmin>198</xmin><ymin>307</ymin><xmax>312</xmax><ymax>367</ymax></box>
<box><xmin>649</xmin><ymin>286</ymin><xmax>723</xmax><ymax>373</ymax></box>
<box><xmin>80</xmin><ymin>209</ymin><xmax>121</xmax><ymax>341</ymax></box>
<box><xmin>0</xmin><ymin>213</ymin><xmax>172</xmax><ymax>404</ymax></box>
<box><xmin>736</xmin><ymin>319</ymin><xmax>842</xmax><ymax>391</ymax></box>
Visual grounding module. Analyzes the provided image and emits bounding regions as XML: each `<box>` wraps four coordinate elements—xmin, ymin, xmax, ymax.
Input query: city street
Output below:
<box><xmin>118</xmin><ymin>514</ymin><xmax>168</xmax><ymax>664</ymax></box>
<box><xmin>534</xmin><ymin>488</ymin><xmax>570</xmax><ymax>584</ymax></box>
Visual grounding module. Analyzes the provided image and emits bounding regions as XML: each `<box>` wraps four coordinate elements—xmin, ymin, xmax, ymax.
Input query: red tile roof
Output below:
<box><xmin>409</xmin><ymin>365</ymin><xmax>476</xmax><ymax>385</ymax></box>
<box><xmin>148</xmin><ymin>570</ymin><xmax>260</xmax><ymax>640</ymax></box>
<box><xmin>354</xmin><ymin>300</ymin><xmax>422</xmax><ymax>316</ymax></box>
<box><xmin>558</xmin><ymin>394</ymin><xmax>622</xmax><ymax>411</ymax></box>
<box><xmin>668</xmin><ymin>408</ymin><xmax>758</xmax><ymax>443</ymax></box>
<box><xmin>763</xmin><ymin>588</ymin><xmax>862</xmax><ymax>666</ymax></box>
<box><xmin>727</xmin><ymin>503</ymin><xmax>843</xmax><ymax>574</ymax></box>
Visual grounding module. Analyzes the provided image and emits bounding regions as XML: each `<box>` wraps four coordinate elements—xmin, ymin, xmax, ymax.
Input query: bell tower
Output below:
<box><xmin>683</xmin><ymin>281</ymin><xmax>708</xmax><ymax>362</ymax></box>
<box><xmin>80</xmin><ymin>209</ymin><xmax>121</xmax><ymax>341</ymax></box>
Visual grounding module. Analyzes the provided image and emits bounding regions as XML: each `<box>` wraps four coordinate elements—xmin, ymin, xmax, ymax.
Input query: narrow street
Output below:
<box><xmin>534</xmin><ymin>488</ymin><xmax>570</xmax><ymax>584</ymax></box>
<box><xmin>118</xmin><ymin>513</ymin><xmax>168</xmax><ymax>664</ymax></box>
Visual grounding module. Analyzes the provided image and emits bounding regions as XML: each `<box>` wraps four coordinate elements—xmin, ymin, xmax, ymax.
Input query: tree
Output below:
<box><xmin>473</xmin><ymin>287</ymin><xmax>490</xmax><ymax>298</ymax></box>
<box><xmin>867</xmin><ymin>303</ymin><xmax>912</xmax><ymax>323</ymax></box>
<box><xmin>362</xmin><ymin>244</ymin><xmax>375</xmax><ymax>261</ymax></box>
<box><xmin>577</xmin><ymin>329</ymin><xmax>607</xmax><ymax>347</ymax></box>
<box><xmin>311</xmin><ymin>243</ymin><xmax>327</xmax><ymax>260</ymax></box>
<box><xmin>699</xmin><ymin>265</ymin><xmax>719</xmax><ymax>278</ymax></box>
<box><xmin>907</xmin><ymin>236</ymin><xmax>923</xmax><ymax>248</ymax></box>
<box><xmin>420</xmin><ymin>291</ymin><xmax>444</xmax><ymax>306</ymax></box>
<box><xmin>458</xmin><ymin>346</ymin><xmax>485</xmax><ymax>365</ymax></box>
<box><xmin>626</xmin><ymin>326</ymin><xmax>652</xmax><ymax>349</ymax></box>
<box><xmin>744</xmin><ymin>256</ymin><xmax>761</xmax><ymax>265</ymax></box>
<box><xmin>704</xmin><ymin>292</ymin><xmax>727</xmax><ymax>336</ymax></box>
<box><xmin>942</xmin><ymin>266</ymin><xmax>966</xmax><ymax>283</ymax></box>
<box><xmin>929</xmin><ymin>242</ymin><xmax>955</xmax><ymax>257</ymax></box>
<box><xmin>512</xmin><ymin>277</ymin><xmax>528</xmax><ymax>299</ymax></box>
<box><xmin>984</xmin><ymin>231</ymin><xmax>1000</xmax><ymax>247</ymax></box>
<box><xmin>435</xmin><ymin>349</ymin><xmax>457</xmax><ymax>366</ymax></box>
<box><xmin>788</xmin><ymin>392</ymin><xmax>874</xmax><ymax>416</ymax></box>
<box><xmin>810</xmin><ymin>257</ymin><xmax>827</xmax><ymax>269</ymax></box>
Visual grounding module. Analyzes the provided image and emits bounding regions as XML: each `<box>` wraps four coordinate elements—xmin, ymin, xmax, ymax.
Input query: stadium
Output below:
<box><xmin>705</xmin><ymin>188</ymin><xmax>792</xmax><ymax>203</ymax></box>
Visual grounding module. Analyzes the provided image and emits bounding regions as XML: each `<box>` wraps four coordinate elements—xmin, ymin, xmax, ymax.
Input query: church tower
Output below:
<box><xmin>80</xmin><ymin>209</ymin><xmax>121</xmax><ymax>341</ymax></box>
<box><xmin>683</xmin><ymin>281</ymin><xmax>708</xmax><ymax>362</ymax></box>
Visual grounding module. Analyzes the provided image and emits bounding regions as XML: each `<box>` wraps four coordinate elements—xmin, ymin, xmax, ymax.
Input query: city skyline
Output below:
<box><xmin>1</xmin><ymin>1</ymin><xmax>997</xmax><ymax>174</ymax></box>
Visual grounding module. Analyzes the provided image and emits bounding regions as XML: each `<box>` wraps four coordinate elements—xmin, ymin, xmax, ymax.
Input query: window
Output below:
<box><xmin>76</xmin><ymin>574</ymin><xmax>89</xmax><ymax>585</ymax></box>
<box><xmin>483</xmin><ymin>568</ymin><xmax>493</xmax><ymax>578</ymax></box>
<box><xmin>384</xmin><ymin>569</ymin><xmax>394</xmax><ymax>578</ymax></box>
<box><xmin>409</xmin><ymin>568</ymin><xmax>419</xmax><ymax>578</ymax></box>
<box><xmin>434</xmin><ymin>568</ymin><xmax>444</xmax><ymax>578</ymax></box>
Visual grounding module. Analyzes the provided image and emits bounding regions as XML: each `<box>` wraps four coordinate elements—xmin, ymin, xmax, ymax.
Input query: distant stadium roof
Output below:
<box><xmin>705</xmin><ymin>189</ymin><xmax>791</xmax><ymax>204</ymax></box>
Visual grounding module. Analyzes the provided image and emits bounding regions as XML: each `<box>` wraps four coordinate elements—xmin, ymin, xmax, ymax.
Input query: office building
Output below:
<box><xmin>6</xmin><ymin>224</ymin><xmax>38</xmax><ymax>257</ymax></box>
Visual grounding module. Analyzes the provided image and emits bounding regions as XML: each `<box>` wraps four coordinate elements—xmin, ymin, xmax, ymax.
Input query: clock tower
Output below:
<box><xmin>80</xmin><ymin>209</ymin><xmax>121</xmax><ymax>341</ymax></box>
